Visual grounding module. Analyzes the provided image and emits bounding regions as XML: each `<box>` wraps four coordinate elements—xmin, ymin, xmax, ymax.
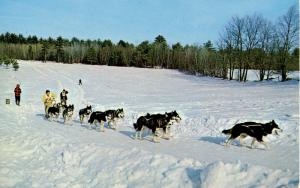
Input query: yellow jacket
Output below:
<box><xmin>42</xmin><ymin>92</ymin><xmax>56</xmax><ymax>106</ymax></box>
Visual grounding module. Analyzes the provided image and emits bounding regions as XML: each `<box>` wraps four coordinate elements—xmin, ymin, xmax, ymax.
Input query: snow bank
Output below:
<box><xmin>0</xmin><ymin>137</ymin><xmax>298</xmax><ymax>187</ymax></box>
<box><xmin>200</xmin><ymin>161</ymin><xmax>298</xmax><ymax>188</ymax></box>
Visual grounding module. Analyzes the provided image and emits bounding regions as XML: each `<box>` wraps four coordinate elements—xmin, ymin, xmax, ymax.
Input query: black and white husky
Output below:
<box><xmin>222</xmin><ymin>120</ymin><xmax>282</xmax><ymax>149</ymax></box>
<box><xmin>79</xmin><ymin>105</ymin><xmax>92</xmax><ymax>124</ymax></box>
<box><xmin>133</xmin><ymin>111</ymin><xmax>181</xmax><ymax>142</ymax></box>
<box><xmin>104</xmin><ymin>108</ymin><xmax>124</xmax><ymax>130</ymax></box>
<box><xmin>62</xmin><ymin>104</ymin><xmax>74</xmax><ymax>124</ymax></box>
<box><xmin>88</xmin><ymin>111</ymin><xmax>107</xmax><ymax>131</ymax></box>
<box><xmin>47</xmin><ymin>103</ymin><xmax>62</xmax><ymax>120</ymax></box>
<box><xmin>88</xmin><ymin>108</ymin><xmax>124</xmax><ymax>131</ymax></box>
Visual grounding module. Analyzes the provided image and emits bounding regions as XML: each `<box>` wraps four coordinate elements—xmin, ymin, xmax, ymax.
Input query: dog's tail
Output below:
<box><xmin>222</xmin><ymin>129</ymin><xmax>232</xmax><ymax>135</ymax></box>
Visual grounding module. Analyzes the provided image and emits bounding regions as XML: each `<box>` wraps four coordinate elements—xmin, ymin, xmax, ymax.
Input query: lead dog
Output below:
<box><xmin>222</xmin><ymin>120</ymin><xmax>282</xmax><ymax>149</ymax></box>
<box><xmin>133</xmin><ymin>111</ymin><xmax>181</xmax><ymax>142</ymax></box>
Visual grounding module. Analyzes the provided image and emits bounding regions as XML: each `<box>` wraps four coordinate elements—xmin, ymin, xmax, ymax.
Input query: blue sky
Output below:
<box><xmin>0</xmin><ymin>0</ymin><xmax>297</xmax><ymax>45</ymax></box>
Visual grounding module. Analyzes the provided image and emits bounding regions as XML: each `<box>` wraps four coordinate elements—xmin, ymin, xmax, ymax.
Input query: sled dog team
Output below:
<box><xmin>41</xmin><ymin>89</ymin><xmax>282</xmax><ymax>147</ymax></box>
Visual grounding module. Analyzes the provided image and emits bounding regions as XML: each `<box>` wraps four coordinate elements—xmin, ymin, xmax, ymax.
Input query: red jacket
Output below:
<box><xmin>14</xmin><ymin>87</ymin><xmax>21</xmax><ymax>96</ymax></box>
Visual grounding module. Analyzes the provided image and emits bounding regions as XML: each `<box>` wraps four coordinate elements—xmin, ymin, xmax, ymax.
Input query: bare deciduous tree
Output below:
<box><xmin>277</xmin><ymin>5</ymin><xmax>299</xmax><ymax>81</ymax></box>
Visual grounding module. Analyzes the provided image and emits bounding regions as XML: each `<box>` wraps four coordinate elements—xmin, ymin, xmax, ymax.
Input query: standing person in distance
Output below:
<box><xmin>14</xmin><ymin>84</ymin><xmax>21</xmax><ymax>106</ymax></box>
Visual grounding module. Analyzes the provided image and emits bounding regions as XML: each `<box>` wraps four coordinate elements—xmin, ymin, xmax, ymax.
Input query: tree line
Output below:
<box><xmin>0</xmin><ymin>5</ymin><xmax>298</xmax><ymax>81</ymax></box>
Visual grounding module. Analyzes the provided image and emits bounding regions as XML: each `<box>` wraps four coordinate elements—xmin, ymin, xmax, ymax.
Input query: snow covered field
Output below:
<box><xmin>0</xmin><ymin>60</ymin><xmax>299</xmax><ymax>187</ymax></box>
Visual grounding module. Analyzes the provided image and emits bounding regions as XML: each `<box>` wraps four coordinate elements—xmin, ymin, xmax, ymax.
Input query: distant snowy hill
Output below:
<box><xmin>0</xmin><ymin>60</ymin><xmax>298</xmax><ymax>187</ymax></box>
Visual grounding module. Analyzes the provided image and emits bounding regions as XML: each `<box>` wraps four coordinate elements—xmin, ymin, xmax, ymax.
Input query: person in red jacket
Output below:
<box><xmin>14</xmin><ymin>84</ymin><xmax>21</xmax><ymax>106</ymax></box>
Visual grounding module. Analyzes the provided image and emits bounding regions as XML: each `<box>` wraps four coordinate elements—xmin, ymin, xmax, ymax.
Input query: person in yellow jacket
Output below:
<box><xmin>42</xmin><ymin>90</ymin><xmax>56</xmax><ymax>117</ymax></box>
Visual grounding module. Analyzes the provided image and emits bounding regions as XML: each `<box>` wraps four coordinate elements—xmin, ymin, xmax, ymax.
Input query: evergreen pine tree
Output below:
<box><xmin>41</xmin><ymin>42</ymin><xmax>49</xmax><ymax>62</ymax></box>
<box><xmin>84</xmin><ymin>47</ymin><xmax>97</xmax><ymax>64</ymax></box>
<box><xmin>27</xmin><ymin>45</ymin><xmax>33</xmax><ymax>60</ymax></box>
<box><xmin>56</xmin><ymin>36</ymin><xmax>64</xmax><ymax>62</ymax></box>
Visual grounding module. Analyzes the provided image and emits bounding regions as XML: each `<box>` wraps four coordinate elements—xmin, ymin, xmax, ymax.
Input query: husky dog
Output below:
<box><xmin>88</xmin><ymin>108</ymin><xmax>124</xmax><ymax>131</ymax></box>
<box><xmin>88</xmin><ymin>111</ymin><xmax>107</xmax><ymax>131</ymax></box>
<box><xmin>133</xmin><ymin>111</ymin><xmax>181</xmax><ymax>142</ymax></box>
<box><xmin>145</xmin><ymin>111</ymin><xmax>181</xmax><ymax>137</ymax></box>
<box><xmin>62</xmin><ymin>104</ymin><xmax>74</xmax><ymax>124</ymax></box>
<box><xmin>47</xmin><ymin>103</ymin><xmax>62</xmax><ymax>120</ymax></box>
<box><xmin>79</xmin><ymin>105</ymin><xmax>92</xmax><ymax>124</ymax></box>
<box><xmin>222</xmin><ymin>120</ymin><xmax>282</xmax><ymax>149</ymax></box>
<box><xmin>104</xmin><ymin>108</ymin><xmax>125</xmax><ymax>130</ymax></box>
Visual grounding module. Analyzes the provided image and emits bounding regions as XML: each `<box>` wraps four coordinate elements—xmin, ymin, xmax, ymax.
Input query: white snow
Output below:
<box><xmin>0</xmin><ymin>60</ymin><xmax>299</xmax><ymax>187</ymax></box>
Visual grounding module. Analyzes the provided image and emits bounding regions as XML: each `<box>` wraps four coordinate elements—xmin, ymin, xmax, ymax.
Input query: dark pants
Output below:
<box><xmin>15</xmin><ymin>96</ymin><xmax>20</xmax><ymax>105</ymax></box>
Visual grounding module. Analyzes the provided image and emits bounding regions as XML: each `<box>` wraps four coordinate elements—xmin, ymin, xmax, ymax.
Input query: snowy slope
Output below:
<box><xmin>0</xmin><ymin>60</ymin><xmax>298</xmax><ymax>188</ymax></box>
